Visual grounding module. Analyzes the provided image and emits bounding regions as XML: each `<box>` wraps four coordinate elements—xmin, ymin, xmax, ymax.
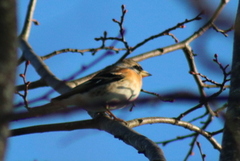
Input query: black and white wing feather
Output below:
<box><xmin>52</xmin><ymin>69</ymin><xmax>124</xmax><ymax>101</ymax></box>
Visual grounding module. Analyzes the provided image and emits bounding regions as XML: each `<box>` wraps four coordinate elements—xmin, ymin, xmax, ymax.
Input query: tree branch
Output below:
<box><xmin>11</xmin><ymin>116</ymin><xmax>221</xmax><ymax>151</ymax></box>
<box><xmin>11</xmin><ymin>116</ymin><xmax>166</xmax><ymax>161</ymax></box>
<box><xmin>19</xmin><ymin>0</ymin><xmax>37</xmax><ymax>40</ymax></box>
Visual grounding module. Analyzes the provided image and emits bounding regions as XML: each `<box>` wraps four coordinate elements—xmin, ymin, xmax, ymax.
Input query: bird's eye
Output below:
<box><xmin>133</xmin><ymin>65</ymin><xmax>143</xmax><ymax>71</ymax></box>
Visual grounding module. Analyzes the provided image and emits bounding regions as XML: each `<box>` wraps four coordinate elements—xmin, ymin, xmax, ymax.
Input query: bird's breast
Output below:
<box><xmin>80</xmin><ymin>76</ymin><xmax>142</xmax><ymax>111</ymax></box>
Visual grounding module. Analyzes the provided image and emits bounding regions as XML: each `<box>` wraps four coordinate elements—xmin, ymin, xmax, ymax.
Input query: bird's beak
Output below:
<box><xmin>140</xmin><ymin>70</ymin><xmax>152</xmax><ymax>77</ymax></box>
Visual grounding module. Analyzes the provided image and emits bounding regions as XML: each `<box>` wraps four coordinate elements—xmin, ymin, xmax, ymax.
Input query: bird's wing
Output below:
<box><xmin>52</xmin><ymin>70</ymin><xmax>124</xmax><ymax>101</ymax></box>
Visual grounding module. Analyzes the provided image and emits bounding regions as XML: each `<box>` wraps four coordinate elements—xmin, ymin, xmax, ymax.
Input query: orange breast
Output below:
<box><xmin>117</xmin><ymin>68</ymin><xmax>142</xmax><ymax>91</ymax></box>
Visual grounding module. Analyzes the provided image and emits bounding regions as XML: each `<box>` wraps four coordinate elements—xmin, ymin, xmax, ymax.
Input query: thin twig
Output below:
<box><xmin>183</xmin><ymin>115</ymin><xmax>213</xmax><ymax>161</ymax></box>
<box><xmin>141</xmin><ymin>89</ymin><xmax>174</xmax><ymax>102</ymax></box>
<box><xmin>132</xmin><ymin>12</ymin><xmax>203</xmax><ymax>51</ymax></box>
<box><xmin>41</xmin><ymin>47</ymin><xmax>126</xmax><ymax>60</ymax></box>
<box><xmin>196</xmin><ymin>142</ymin><xmax>206</xmax><ymax>161</ymax></box>
<box><xmin>15</xmin><ymin>61</ymin><xmax>31</xmax><ymax>110</ymax></box>
<box><xmin>156</xmin><ymin>133</ymin><xmax>196</xmax><ymax>146</ymax></box>
<box><xmin>212</xmin><ymin>24</ymin><xmax>234</xmax><ymax>37</ymax></box>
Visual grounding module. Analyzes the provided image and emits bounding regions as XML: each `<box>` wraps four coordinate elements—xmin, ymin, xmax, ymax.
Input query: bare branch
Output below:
<box><xmin>19</xmin><ymin>39</ymin><xmax>71</xmax><ymax>94</ymax></box>
<box><xmin>132</xmin><ymin>12</ymin><xmax>203</xmax><ymax>51</ymax></box>
<box><xmin>15</xmin><ymin>61</ymin><xmax>31</xmax><ymax>110</ymax></box>
<box><xmin>128</xmin><ymin>117</ymin><xmax>221</xmax><ymax>150</ymax></box>
<box><xmin>41</xmin><ymin>47</ymin><xmax>126</xmax><ymax>60</ymax></box>
<box><xmin>156</xmin><ymin>133</ymin><xmax>196</xmax><ymax>146</ymax></box>
<box><xmin>212</xmin><ymin>24</ymin><xmax>234</xmax><ymax>37</ymax></box>
<box><xmin>12</xmin><ymin>115</ymin><xmax>166</xmax><ymax>161</ymax></box>
<box><xmin>19</xmin><ymin>0</ymin><xmax>37</xmax><ymax>40</ymax></box>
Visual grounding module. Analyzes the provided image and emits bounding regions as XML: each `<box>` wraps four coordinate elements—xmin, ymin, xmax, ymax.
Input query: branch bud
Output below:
<box><xmin>121</xmin><ymin>4</ymin><xmax>125</xmax><ymax>10</ymax></box>
<box><xmin>189</xmin><ymin>71</ymin><xmax>196</xmax><ymax>75</ymax></box>
<box><xmin>26</xmin><ymin>60</ymin><xmax>30</xmax><ymax>65</ymax></box>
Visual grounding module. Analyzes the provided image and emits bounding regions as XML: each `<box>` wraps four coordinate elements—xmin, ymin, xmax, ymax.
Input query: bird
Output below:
<box><xmin>39</xmin><ymin>59</ymin><xmax>151</xmax><ymax>120</ymax></box>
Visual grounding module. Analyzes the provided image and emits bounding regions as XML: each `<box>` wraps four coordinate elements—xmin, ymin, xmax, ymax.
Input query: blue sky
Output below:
<box><xmin>7</xmin><ymin>1</ymin><xmax>237</xmax><ymax>161</ymax></box>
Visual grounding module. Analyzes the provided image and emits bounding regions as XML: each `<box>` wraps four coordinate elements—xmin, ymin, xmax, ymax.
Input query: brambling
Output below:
<box><xmin>51</xmin><ymin>59</ymin><xmax>151</xmax><ymax>120</ymax></box>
